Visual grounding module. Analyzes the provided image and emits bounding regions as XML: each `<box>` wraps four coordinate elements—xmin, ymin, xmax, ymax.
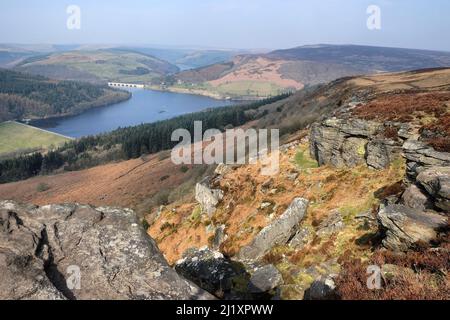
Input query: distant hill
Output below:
<box><xmin>14</xmin><ymin>49</ymin><xmax>180</xmax><ymax>84</ymax></box>
<box><xmin>0</xmin><ymin>44</ymin><xmax>79</xmax><ymax>68</ymax></box>
<box><xmin>267</xmin><ymin>44</ymin><xmax>450</xmax><ymax>72</ymax></box>
<box><xmin>0</xmin><ymin>51</ymin><xmax>32</xmax><ymax>68</ymax></box>
<box><xmin>0</xmin><ymin>68</ymin><xmax>130</xmax><ymax>122</ymax></box>
<box><xmin>167</xmin><ymin>44</ymin><xmax>450</xmax><ymax>99</ymax></box>
<box><xmin>0</xmin><ymin>46</ymin><xmax>40</xmax><ymax>68</ymax></box>
<box><xmin>175</xmin><ymin>50</ymin><xmax>242</xmax><ymax>70</ymax></box>
<box><xmin>119</xmin><ymin>46</ymin><xmax>242</xmax><ymax>70</ymax></box>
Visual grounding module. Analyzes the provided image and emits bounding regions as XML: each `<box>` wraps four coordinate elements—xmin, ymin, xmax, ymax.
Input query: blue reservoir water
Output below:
<box><xmin>33</xmin><ymin>89</ymin><xmax>234</xmax><ymax>138</ymax></box>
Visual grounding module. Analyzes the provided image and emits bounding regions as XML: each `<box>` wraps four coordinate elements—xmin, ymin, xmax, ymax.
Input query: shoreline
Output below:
<box><xmin>25</xmin><ymin>90</ymin><xmax>132</xmax><ymax>126</ymax></box>
<box><xmin>146</xmin><ymin>85</ymin><xmax>265</xmax><ymax>101</ymax></box>
<box><xmin>9</xmin><ymin>121</ymin><xmax>75</xmax><ymax>140</ymax></box>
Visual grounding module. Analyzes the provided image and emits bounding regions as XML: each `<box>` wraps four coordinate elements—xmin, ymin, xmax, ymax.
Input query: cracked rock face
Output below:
<box><xmin>366</xmin><ymin>140</ymin><xmax>392</xmax><ymax>170</ymax></box>
<box><xmin>0</xmin><ymin>201</ymin><xmax>213</xmax><ymax>300</ymax></box>
<box><xmin>401</xmin><ymin>184</ymin><xmax>433</xmax><ymax>211</ymax></box>
<box><xmin>377</xmin><ymin>204</ymin><xmax>448</xmax><ymax>251</ymax></box>
<box><xmin>289</xmin><ymin>227</ymin><xmax>312</xmax><ymax>249</ymax></box>
<box><xmin>416</xmin><ymin>167</ymin><xmax>450</xmax><ymax>212</ymax></box>
<box><xmin>309</xmin><ymin>118</ymin><xmax>403</xmax><ymax>169</ymax></box>
<box><xmin>403</xmin><ymin>140</ymin><xmax>450</xmax><ymax>180</ymax></box>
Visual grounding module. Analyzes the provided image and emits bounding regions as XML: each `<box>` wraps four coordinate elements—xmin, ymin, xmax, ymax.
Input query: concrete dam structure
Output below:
<box><xmin>108</xmin><ymin>82</ymin><xmax>145</xmax><ymax>89</ymax></box>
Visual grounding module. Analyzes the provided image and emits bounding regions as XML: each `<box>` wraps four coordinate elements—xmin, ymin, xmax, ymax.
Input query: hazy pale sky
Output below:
<box><xmin>1</xmin><ymin>0</ymin><xmax>449</xmax><ymax>51</ymax></box>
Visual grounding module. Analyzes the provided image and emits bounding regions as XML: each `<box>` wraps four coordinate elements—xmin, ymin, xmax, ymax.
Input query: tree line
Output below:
<box><xmin>0</xmin><ymin>68</ymin><xmax>130</xmax><ymax>122</ymax></box>
<box><xmin>0</xmin><ymin>151</ymin><xmax>64</xmax><ymax>183</ymax></box>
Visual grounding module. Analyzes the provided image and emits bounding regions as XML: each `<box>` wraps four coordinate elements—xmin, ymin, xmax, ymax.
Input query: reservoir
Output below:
<box><xmin>33</xmin><ymin>89</ymin><xmax>235</xmax><ymax>138</ymax></box>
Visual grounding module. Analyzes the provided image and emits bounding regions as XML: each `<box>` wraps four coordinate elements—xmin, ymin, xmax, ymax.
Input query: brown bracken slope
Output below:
<box><xmin>0</xmin><ymin>153</ymin><xmax>206</xmax><ymax>215</ymax></box>
<box><xmin>1</xmin><ymin>68</ymin><xmax>449</xmax><ymax>216</ymax></box>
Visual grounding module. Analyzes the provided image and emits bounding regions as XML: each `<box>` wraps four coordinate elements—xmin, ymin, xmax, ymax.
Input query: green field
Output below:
<box><xmin>16</xmin><ymin>50</ymin><xmax>179</xmax><ymax>84</ymax></box>
<box><xmin>0</xmin><ymin>121</ymin><xmax>71</xmax><ymax>157</ymax></box>
<box><xmin>214</xmin><ymin>81</ymin><xmax>287</xmax><ymax>98</ymax></box>
<box><xmin>173</xmin><ymin>80</ymin><xmax>287</xmax><ymax>99</ymax></box>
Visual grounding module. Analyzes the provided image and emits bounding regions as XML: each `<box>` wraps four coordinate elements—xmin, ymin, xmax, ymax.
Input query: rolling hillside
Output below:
<box><xmin>2</xmin><ymin>68</ymin><xmax>449</xmax><ymax>213</ymax></box>
<box><xmin>14</xmin><ymin>49</ymin><xmax>180</xmax><ymax>84</ymax></box>
<box><xmin>0</xmin><ymin>68</ymin><xmax>130</xmax><ymax>122</ymax></box>
<box><xmin>0</xmin><ymin>45</ymin><xmax>40</xmax><ymax>68</ymax></box>
<box><xmin>166</xmin><ymin>44</ymin><xmax>450</xmax><ymax>99</ymax></box>
<box><xmin>1</xmin><ymin>68</ymin><xmax>449</xmax><ymax>300</ymax></box>
<box><xmin>121</xmin><ymin>46</ymin><xmax>242</xmax><ymax>70</ymax></box>
<box><xmin>0</xmin><ymin>44</ymin><xmax>84</xmax><ymax>68</ymax></box>
<box><xmin>268</xmin><ymin>44</ymin><xmax>450</xmax><ymax>72</ymax></box>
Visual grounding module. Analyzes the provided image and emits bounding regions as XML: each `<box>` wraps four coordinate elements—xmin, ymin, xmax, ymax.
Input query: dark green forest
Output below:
<box><xmin>0</xmin><ymin>68</ymin><xmax>131</xmax><ymax>122</ymax></box>
<box><xmin>0</xmin><ymin>93</ymin><xmax>291</xmax><ymax>183</ymax></box>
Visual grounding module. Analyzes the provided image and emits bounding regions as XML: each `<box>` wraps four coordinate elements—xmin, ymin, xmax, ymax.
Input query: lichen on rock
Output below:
<box><xmin>0</xmin><ymin>201</ymin><xmax>213</xmax><ymax>300</ymax></box>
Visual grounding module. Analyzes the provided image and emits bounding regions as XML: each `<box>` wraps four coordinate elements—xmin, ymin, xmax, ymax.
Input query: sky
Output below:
<box><xmin>1</xmin><ymin>0</ymin><xmax>449</xmax><ymax>51</ymax></box>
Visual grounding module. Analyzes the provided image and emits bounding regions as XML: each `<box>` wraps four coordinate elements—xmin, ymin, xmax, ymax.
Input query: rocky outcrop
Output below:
<box><xmin>403</xmin><ymin>140</ymin><xmax>450</xmax><ymax>180</ymax></box>
<box><xmin>377</xmin><ymin>204</ymin><xmax>447</xmax><ymax>251</ymax></box>
<box><xmin>195</xmin><ymin>177</ymin><xmax>224</xmax><ymax>216</ymax></box>
<box><xmin>304</xmin><ymin>275</ymin><xmax>337</xmax><ymax>300</ymax></box>
<box><xmin>366</xmin><ymin>140</ymin><xmax>395</xmax><ymax>170</ymax></box>
<box><xmin>416</xmin><ymin>167</ymin><xmax>450</xmax><ymax>212</ymax></box>
<box><xmin>401</xmin><ymin>184</ymin><xmax>433</xmax><ymax>211</ymax></box>
<box><xmin>289</xmin><ymin>227</ymin><xmax>312</xmax><ymax>249</ymax></box>
<box><xmin>248</xmin><ymin>265</ymin><xmax>283</xmax><ymax>294</ymax></box>
<box><xmin>175</xmin><ymin>247</ymin><xmax>286</xmax><ymax>299</ymax></box>
<box><xmin>0</xmin><ymin>201</ymin><xmax>213</xmax><ymax>300</ymax></box>
<box><xmin>239</xmin><ymin>198</ymin><xmax>309</xmax><ymax>261</ymax></box>
<box><xmin>175</xmin><ymin>247</ymin><xmax>249</xmax><ymax>299</ymax></box>
<box><xmin>309</xmin><ymin>118</ymin><xmax>404</xmax><ymax>169</ymax></box>
<box><xmin>399</xmin><ymin>165</ymin><xmax>450</xmax><ymax>213</ymax></box>
<box><xmin>309</xmin><ymin>116</ymin><xmax>450</xmax><ymax>253</ymax></box>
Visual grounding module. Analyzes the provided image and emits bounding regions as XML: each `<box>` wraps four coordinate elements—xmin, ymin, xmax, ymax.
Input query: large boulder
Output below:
<box><xmin>0</xmin><ymin>201</ymin><xmax>213</xmax><ymax>300</ymax></box>
<box><xmin>401</xmin><ymin>184</ymin><xmax>433</xmax><ymax>211</ymax></box>
<box><xmin>310</xmin><ymin>118</ymin><xmax>402</xmax><ymax>170</ymax></box>
<box><xmin>304</xmin><ymin>275</ymin><xmax>337</xmax><ymax>300</ymax></box>
<box><xmin>377</xmin><ymin>204</ymin><xmax>448</xmax><ymax>251</ymax></box>
<box><xmin>416</xmin><ymin>167</ymin><xmax>450</xmax><ymax>212</ymax></box>
<box><xmin>195</xmin><ymin>177</ymin><xmax>224</xmax><ymax>216</ymax></box>
<box><xmin>403</xmin><ymin>140</ymin><xmax>450</xmax><ymax>180</ymax></box>
<box><xmin>239</xmin><ymin>198</ymin><xmax>309</xmax><ymax>261</ymax></box>
<box><xmin>248</xmin><ymin>264</ymin><xmax>284</xmax><ymax>294</ymax></box>
<box><xmin>175</xmin><ymin>247</ymin><xmax>247</xmax><ymax>298</ymax></box>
